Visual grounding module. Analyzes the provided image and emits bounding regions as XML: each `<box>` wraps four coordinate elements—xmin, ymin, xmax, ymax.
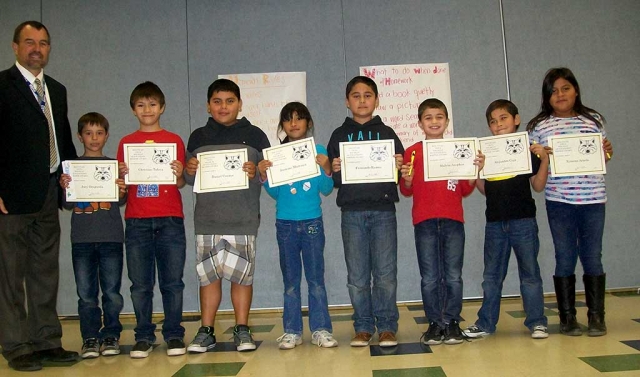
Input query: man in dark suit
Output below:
<box><xmin>0</xmin><ymin>21</ymin><xmax>79</xmax><ymax>372</ymax></box>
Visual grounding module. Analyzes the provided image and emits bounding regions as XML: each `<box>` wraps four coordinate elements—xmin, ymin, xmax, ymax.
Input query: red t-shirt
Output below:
<box><xmin>117</xmin><ymin>129</ymin><xmax>185</xmax><ymax>219</ymax></box>
<box><xmin>399</xmin><ymin>141</ymin><xmax>475</xmax><ymax>225</ymax></box>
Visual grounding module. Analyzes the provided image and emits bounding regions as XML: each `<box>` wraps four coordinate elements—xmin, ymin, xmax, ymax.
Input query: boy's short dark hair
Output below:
<box><xmin>77</xmin><ymin>112</ymin><xmax>109</xmax><ymax>134</ymax></box>
<box><xmin>345</xmin><ymin>76</ymin><xmax>378</xmax><ymax>98</ymax></box>
<box><xmin>418</xmin><ymin>98</ymin><xmax>448</xmax><ymax>120</ymax></box>
<box><xmin>207</xmin><ymin>79</ymin><xmax>241</xmax><ymax>102</ymax></box>
<box><xmin>129</xmin><ymin>81</ymin><xmax>165</xmax><ymax>109</ymax></box>
<box><xmin>485</xmin><ymin>99</ymin><xmax>519</xmax><ymax>127</ymax></box>
<box><xmin>13</xmin><ymin>21</ymin><xmax>50</xmax><ymax>44</ymax></box>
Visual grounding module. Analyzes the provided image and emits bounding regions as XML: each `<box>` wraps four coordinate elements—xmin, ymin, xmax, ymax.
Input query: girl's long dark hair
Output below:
<box><xmin>526</xmin><ymin>67</ymin><xmax>605</xmax><ymax>132</ymax></box>
<box><xmin>278</xmin><ymin>102</ymin><xmax>314</xmax><ymax>144</ymax></box>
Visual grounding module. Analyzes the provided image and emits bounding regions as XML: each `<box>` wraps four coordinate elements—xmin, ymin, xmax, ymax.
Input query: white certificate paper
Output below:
<box><xmin>549</xmin><ymin>133</ymin><xmax>606</xmax><ymax>177</ymax></box>
<box><xmin>62</xmin><ymin>160</ymin><xmax>119</xmax><ymax>202</ymax></box>
<box><xmin>124</xmin><ymin>143</ymin><xmax>177</xmax><ymax>185</ymax></box>
<box><xmin>479</xmin><ymin>132</ymin><xmax>532</xmax><ymax>179</ymax></box>
<box><xmin>339</xmin><ymin>139</ymin><xmax>397</xmax><ymax>185</ymax></box>
<box><xmin>423</xmin><ymin>138</ymin><xmax>479</xmax><ymax>181</ymax></box>
<box><xmin>194</xmin><ymin>149</ymin><xmax>249</xmax><ymax>193</ymax></box>
<box><xmin>264</xmin><ymin>137</ymin><xmax>320</xmax><ymax>187</ymax></box>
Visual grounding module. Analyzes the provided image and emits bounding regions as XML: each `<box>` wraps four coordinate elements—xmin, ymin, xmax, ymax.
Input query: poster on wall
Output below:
<box><xmin>359</xmin><ymin>63</ymin><xmax>453</xmax><ymax>147</ymax></box>
<box><xmin>218</xmin><ymin>72</ymin><xmax>307</xmax><ymax>147</ymax></box>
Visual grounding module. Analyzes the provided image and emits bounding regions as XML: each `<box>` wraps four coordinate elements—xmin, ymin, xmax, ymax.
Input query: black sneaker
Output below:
<box><xmin>187</xmin><ymin>326</ymin><xmax>217</xmax><ymax>353</ymax></box>
<box><xmin>444</xmin><ymin>320</ymin><xmax>464</xmax><ymax>345</ymax></box>
<box><xmin>233</xmin><ymin>324</ymin><xmax>257</xmax><ymax>352</ymax></box>
<box><xmin>130</xmin><ymin>341</ymin><xmax>153</xmax><ymax>359</ymax></box>
<box><xmin>463</xmin><ymin>324</ymin><xmax>490</xmax><ymax>338</ymax></box>
<box><xmin>100</xmin><ymin>337</ymin><xmax>120</xmax><ymax>356</ymax></box>
<box><xmin>166</xmin><ymin>338</ymin><xmax>186</xmax><ymax>356</ymax></box>
<box><xmin>81</xmin><ymin>338</ymin><xmax>100</xmax><ymax>359</ymax></box>
<box><xmin>421</xmin><ymin>322</ymin><xmax>444</xmax><ymax>345</ymax></box>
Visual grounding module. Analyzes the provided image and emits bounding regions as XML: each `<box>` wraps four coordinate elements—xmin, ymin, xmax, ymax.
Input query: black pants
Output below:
<box><xmin>0</xmin><ymin>176</ymin><xmax>63</xmax><ymax>361</ymax></box>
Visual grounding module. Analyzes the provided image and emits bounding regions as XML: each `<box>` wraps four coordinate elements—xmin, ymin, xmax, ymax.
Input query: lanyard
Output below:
<box><xmin>25</xmin><ymin>77</ymin><xmax>48</xmax><ymax>111</ymax></box>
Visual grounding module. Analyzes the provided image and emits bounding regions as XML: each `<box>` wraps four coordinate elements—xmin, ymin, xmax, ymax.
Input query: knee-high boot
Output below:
<box><xmin>583</xmin><ymin>273</ymin><xmax>607</xmax><ymax>336</ymax></box>
<box><xmin>553</xmin><ymin>275</ymin><xmax>582</xmax><ymax>336</ymax></box>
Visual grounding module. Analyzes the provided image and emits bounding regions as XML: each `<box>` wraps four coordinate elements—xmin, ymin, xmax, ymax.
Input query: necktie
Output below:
<box><xmin>34</xmin><ymin>78</ymin><xmax>57</xmax><ymax>168</ymax></box>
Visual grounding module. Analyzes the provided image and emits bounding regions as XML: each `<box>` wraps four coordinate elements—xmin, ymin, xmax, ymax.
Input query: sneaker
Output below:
<box><xmin>277</xmin><ymin>333</ymin><xmax>302</xmax><ymax>350</ymax></box>
<box><xmin>378</xmin><ymin>331</ymin><xmax>398</xmax><ymax>347</ymax></box>
<box><xmin>81</xmin><ymin>338</ymin><xmax>100</xmax><ymax>359</ymax></box>
<box><xmin>350</xmin><ymin>332</ymin><xmax>372</xmax><ymax>347</ymax></box>
<box><xmin>187</xmin><ymin>326</ymin><xmax>216</xmax><ymax>353</ymax></box>
<box><xmin>100</xmin><ymin>337</ymin><xmax>120</xmax><ymax>356</ymax></box>
<box><xmin>463</xmin><ymin>324</ymin><xmax>489</xmax><ymax>338</ymax></box>
<box><xmin>311</xmin><ymin>330</ymin><xmax>338</xmax><ymax>348</ymax></box>
<box><xmin>130</xmin><ymin>341</ymin><xmax>153</xmax><ymax>359</ymax></box>
<box><xmin>444</xmin><ymin>320</ymin><xmax>464</xmax><ymax>345</ymax></box>
<box><xmin>421</xmin><ymin>322</ymin><xmax>444</xmax><ymax>345</ymax></box>
<box><xmin>166</xmin><ymin>338</ymin><xmax>186</xmax><ymax>356</ymax></box>
<box><xmin>233</xmin><ymin>325</ymin><xmax>257</xmax><ymax>352</ymax></box>
<box><xmin>531</xmin><ymin>325</ymin><xmax>549</xmax><ymax>339</ymax></box>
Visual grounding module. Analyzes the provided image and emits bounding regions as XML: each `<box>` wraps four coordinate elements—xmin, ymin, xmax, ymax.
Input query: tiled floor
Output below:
<box><xmin>2</xmin><ymin>291</ymin><xmax>639</xmax><ymax>376</ymax></box>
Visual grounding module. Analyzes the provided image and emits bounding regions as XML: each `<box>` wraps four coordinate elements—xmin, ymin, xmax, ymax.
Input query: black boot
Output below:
<box><xmin>554</xmin><ymin>275</ymin><xmax>582</xmax><ymax>336</ymax></box>
<box><xmin>584</xmin><ymin>274</ymin><xmax>607</xmax><ymax>336</ymax></box>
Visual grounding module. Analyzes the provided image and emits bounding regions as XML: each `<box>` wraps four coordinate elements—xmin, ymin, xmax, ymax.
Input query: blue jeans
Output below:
<box><xmin>341</xmin><ymin>210</ymin><xmax>398</xmax><ymax>334</ymax></box>
<box><xmin>125</xmin><ymin>217</ymin><xmax>186</xmax><ymax>342</ymax></box>
<box><xmin>415</xmin><ymin>218</ymin><xmax>464</xmax><ymax>326</ymax></box>
<box><xmin>545</xmin><ymin>201</ymin><xmax>605</xmax><ymax>277</ymax></box>
<box><xmin>475</xmin><ymin>218</ymin><xmax>547</xmax><ymax>332</ymax></box>
<box><xmin>72</xmin><ymin>242</ymin><xmax>124</xmax><ymax>340</ymax></box>
<box><xmin>276</xmin><ymin>217</ymin><xmax>332</xmax><ymax>335</ymax></box>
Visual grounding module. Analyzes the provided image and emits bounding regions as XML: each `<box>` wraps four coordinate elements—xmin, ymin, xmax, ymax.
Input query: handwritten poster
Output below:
<box><xmin>359</xmin><ymin>63</ymin><xmax>453</xmax><ymax>147</ymax></box>
<box><xmin>219</xmin><ymin>72</ymin><xmax>307</xmax><ymax>147</ymax></box>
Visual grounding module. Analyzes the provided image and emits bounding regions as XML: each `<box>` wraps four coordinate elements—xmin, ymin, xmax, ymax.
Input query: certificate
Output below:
<box><xmin>423</xmin><ymin>138</ymin><xmax>478</xmax><ymax>181</ymax></box>
<box><xmin>62</xmin><ymin>160</ymin><xmax>119</xmax><ymax>202</ymax></box>
<box><xmin>194</xmin><ymin>148</ymin><xmax>249</xmax><ymax>193</ymax></box>
<box><xmin>549</xmin><ymin>133</ymin><xmax>606</xmax><ymax>177</ymax></box>
<box><xmin>339</xmin><ymin>139</ymin><xmax>397</xmax><ymax>185</ymax></box>
<box><xmin>124</xmin><ymin>143</ymin><xmax>177</xmax><ymax>185</ymax></box>
<box><xmin>264</xmin><ymin>137</ymin><xmax>320</xmax><ymax>187</ymax></box>
<box><xmin>479</xmin><ymin>132</ymin><xmax>532</xmax><ymax>179</ymax></box>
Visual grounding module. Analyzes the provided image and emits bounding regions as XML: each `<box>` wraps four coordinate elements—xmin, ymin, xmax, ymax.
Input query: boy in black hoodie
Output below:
<box><xmin>327</xmin><ymin>76</ymin><xmax>404</xmax><ymax>347</ymax></box>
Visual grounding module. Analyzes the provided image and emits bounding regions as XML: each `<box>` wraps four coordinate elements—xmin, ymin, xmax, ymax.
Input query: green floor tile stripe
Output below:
<box><xmin>330</xmin><ymin>314</ymin><xmax>353</xmax><ymax>322</ymax></box>
<box><xmin>223</xmin><ymin>324</ymin><xmax>274</xmax><ymax>334</ymax></box>
<box><xmin>611</xmin><ymin>291</ymin><xmax>640</xmax><ymax>297</ymax></box>
<box><xmin>373</xmin><ymin>366</ymin><xmax>446</xmax><ymax>377</ymax></box>
<box><xmin>506</xmin><ymin>308</ymin><xmax>558</xmax><ymax>318</ymax></box>
<box><xmin>173</xmin><ymin>362</ymin><xmax>245</xmax><ymax>377</ymax></box>
<box><xmin>580</xmin><ymin>354</ymin><xmax>640</xmax><ymax>372</ymax></box>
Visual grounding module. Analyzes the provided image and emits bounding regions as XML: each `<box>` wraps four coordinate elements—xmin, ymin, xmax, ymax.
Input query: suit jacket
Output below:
<box><xmin>0</xmin><ymin>65</ymin><xmax>77</xmax><ymax>214</ymax></box>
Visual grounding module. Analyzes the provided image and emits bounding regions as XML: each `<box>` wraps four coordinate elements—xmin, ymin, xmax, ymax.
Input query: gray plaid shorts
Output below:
<box><xmin>196</xmin><ymin>234</ymin><xmax>256</xmax><ymax>286</ymax></box>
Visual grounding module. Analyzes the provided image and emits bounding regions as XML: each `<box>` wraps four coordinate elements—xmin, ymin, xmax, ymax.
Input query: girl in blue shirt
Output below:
<box><xmin>258</xmin><ymin>102</ymin><xmax>337</xmax><ymax>349</ymax></box>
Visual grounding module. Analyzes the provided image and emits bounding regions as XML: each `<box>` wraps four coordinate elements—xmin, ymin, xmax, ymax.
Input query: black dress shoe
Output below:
<box><xmin>34</xmin><ymin>347</ymin><xmax>79</xmax><ymax>362</ymax></box>
<box><xmin>8</xmin><ymin>353</ymin><xmax>43</xmax><ymax>371</ymax></box>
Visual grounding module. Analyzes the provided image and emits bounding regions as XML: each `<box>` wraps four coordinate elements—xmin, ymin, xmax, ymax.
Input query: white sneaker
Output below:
<box><xmin>311</xmin><ymin>330</ymin><xmax>338</xmax><ymax>348</ymax></box>
<box><xmin>276</xmin><ymin>333</ymin><xmax>302</xmax><ymax>350</ymax></box>
<box><xmin>531</xmin><ymin>325</ymin><xmax>549</xmax><ymax>339</ymax></box>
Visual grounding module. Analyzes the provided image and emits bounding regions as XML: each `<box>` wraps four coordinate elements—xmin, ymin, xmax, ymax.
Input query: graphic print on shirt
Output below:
<box><xmin>447</xmin><ymin>179</ymin><xmax>458</xmax><ymax>192</ymax></box>
<box><xmin>136</xmin><ymin>184</ymin><xmax>159</xmax><ymax>198</ymax></box>
<box><xmin>347</xmin><ymin>130</ymin><xmax>381</xmax><ymax>142</ymax></box>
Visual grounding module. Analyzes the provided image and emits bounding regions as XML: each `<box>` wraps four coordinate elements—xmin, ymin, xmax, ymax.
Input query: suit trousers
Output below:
<box><xmin>0</xmin><ymin>175</ymin><xmax>63</xmax><ymax>361</ymax></box>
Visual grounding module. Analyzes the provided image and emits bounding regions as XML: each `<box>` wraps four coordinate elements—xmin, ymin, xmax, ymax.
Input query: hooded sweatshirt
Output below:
<box><xmin>327</xmin><ymin>116</ymin><xmax>404</xmax><ymax>211</ymax></box>
<box><xmin>185</xmin><ymin>117</ymin><xmax>270</xmax><ymax>235</ymax></box>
